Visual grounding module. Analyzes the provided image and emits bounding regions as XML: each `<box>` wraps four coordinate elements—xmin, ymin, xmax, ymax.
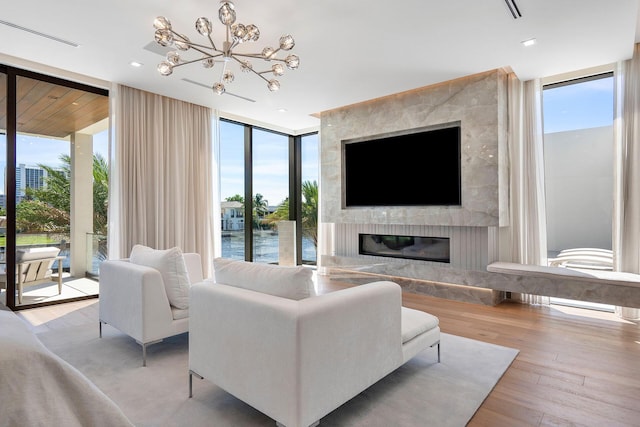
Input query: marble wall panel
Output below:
<box><xmin>320</xmin><ymin>69</ymin><xmax>509</xmax><ymax>228</ymax></box>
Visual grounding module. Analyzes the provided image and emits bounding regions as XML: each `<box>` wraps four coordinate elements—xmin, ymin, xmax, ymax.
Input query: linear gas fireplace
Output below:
<box><xmin>359</xmin><ymin>234</ymin><xmax>450</xmax><ymax>263</ymax></box>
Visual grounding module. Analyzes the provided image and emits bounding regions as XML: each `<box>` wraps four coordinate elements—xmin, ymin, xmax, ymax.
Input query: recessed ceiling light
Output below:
<box><xmin>521</xmin><ymin>38</ymin><xmax>537</xmax><ymax>47</ymax></box>
<box><xmin>277</xmin><ymin>108</ymin><xmax>287</xmax><ymax>113</ymax></box>
<box><xmin>130</xmin><ymin>61</ymin><xmax>144</xmax><ymax>67</ymax></box>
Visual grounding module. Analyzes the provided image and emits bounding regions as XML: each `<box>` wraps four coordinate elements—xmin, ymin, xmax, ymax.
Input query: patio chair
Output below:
<box><xmin>0</xmin><ymin>247</ymin><xmax>63</xmax><ymax>304</ymax></box>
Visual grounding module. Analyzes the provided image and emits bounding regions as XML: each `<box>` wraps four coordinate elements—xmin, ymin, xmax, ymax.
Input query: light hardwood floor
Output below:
<box><xmin>12</xmin><ymin>274</ymin><xmax>640</xmax><ymax>427</ymax></box>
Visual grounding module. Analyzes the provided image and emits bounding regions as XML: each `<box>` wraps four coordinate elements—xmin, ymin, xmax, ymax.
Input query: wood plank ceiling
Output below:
<box><xmin>0</xmin><ymin>75</ymin><xmax>109</xmax><ymax>139</ymax></box>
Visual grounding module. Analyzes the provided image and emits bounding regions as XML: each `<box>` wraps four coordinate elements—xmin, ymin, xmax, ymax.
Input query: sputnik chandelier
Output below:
<box><xmin>152</xmin><ymin>0</ymin><xmax>300</xmax><ymax>95</ymax></box>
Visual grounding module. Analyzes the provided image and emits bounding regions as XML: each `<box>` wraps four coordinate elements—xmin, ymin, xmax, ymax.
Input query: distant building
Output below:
<box><xmin>0</xmin><ymin>164</ymin><xmax>48</xmax><ymax>209</ymax></box>
<box><xmin>221</xmin><ymin>200</ymin><xmax>244</xmax><ymax>231</ymax></box>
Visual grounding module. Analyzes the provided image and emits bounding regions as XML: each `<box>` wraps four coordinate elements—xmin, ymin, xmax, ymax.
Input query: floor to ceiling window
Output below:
<box><xmin>252</xmin><ymin>128</ymin><xmax>289</xmax><ymax>264</ymax></box>
<box><xmin>219</xmin><ymin>120</ymin><xmax>246</xmax><ymax>260</ymax></box>
<box><xmin>218</xmin><ymin>118</ymin><xmax>318</xmax><ymax>265</ymax></box>
<box><xmin>542</xmin><ymin>71</ymin><xmax>614</xmax><ymax>310</ymax></box>
<box><xmin>0</xmin><ymin>66</ymin><xmax>109</xmax><ymax>310</ymax></box>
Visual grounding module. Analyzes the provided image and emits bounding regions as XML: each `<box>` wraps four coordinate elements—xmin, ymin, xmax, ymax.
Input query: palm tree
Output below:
<box><xmin>301</xmin><ymin>180</ymin><xmax>318</xmax><ymax>248</ymax></box>
<box><xmin>19</xmin><ymin>153</ymin><xmax>109</xmax><ymax>235</ymax></box>
<box><xmin>252</xmin><ymin>193</ymin><xmax>269</xmax><ymax>230</ymax></box>
<box><xmin>263</xmin><ymin>180</ymin><xmax>318</xmax><ymax>248</ymax></box>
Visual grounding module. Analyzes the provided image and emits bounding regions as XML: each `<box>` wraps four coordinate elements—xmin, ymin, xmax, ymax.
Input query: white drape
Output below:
<box><xmin>613</xmin><ymin>43</ymin><xmax>640</xmax><ymax>319</ymax></box>
<box><xmin>111</xmin><ymin>85</ymin><xmax>214</xmax><ymax>276</ymax></box>
<box><xmin>506</xmin><ymin>74</ymin><xmax>550</xmax><ymax>305</ymax></box>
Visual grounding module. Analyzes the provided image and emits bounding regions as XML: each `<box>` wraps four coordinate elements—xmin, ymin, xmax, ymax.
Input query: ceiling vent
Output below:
<box><xmin>0</xmin><ymin>20</ymin><xmax>79</xmax><ymax>47</ymax></box>
<box><xmin>504</xmin><ymin>0</ymin><xmax>522</xmax><ymax>19</ymax></box>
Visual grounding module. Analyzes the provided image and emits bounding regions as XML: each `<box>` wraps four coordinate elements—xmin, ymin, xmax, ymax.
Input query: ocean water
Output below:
<box><xmin>221</xmin><ymin>230</ymin><xmax>317</xmax><ymax>264</ymax></box>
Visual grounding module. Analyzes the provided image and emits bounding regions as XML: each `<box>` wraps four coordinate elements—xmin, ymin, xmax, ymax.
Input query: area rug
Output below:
<box><xmin>38</xmin><ymin>323</ymin><xmax>518</xmax><ymax>427</ymax></box>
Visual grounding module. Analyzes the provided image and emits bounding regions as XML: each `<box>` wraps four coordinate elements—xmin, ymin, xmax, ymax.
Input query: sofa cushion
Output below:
<box><xmin>401</xmin><ymin>307</ymin><xmax>439</xmax><ymax>344</ymax></box>
<box><xmin>213</xmin><ymin>257</ymin><xmax>314</xmax><ymax>300</ymax></box>
<box><xmin>16</xmin><ymin>247</ymin><xmax>60</xmax><ymax>263</ymax></box>
<box><xmin>130</xmin><ymin>245</ymin><xmax>190</xmax><ymax>309</ymax></box>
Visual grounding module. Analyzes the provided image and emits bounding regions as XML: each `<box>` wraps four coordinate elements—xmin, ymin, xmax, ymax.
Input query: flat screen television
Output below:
<box><xmin>343</xmin><ymin>123</ymin><xmax>462</xmax><ymax>207</ymax></box>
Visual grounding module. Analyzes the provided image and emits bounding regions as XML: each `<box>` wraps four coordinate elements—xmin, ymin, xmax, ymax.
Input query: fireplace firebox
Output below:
<box><xmin>358</xmin><ymin>234</ymin><xmax>450</xmax><ymax>263</ymax></box>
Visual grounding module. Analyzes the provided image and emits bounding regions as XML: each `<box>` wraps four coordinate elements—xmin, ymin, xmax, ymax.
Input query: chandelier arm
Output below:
<box><xmin>172</xmin><ymin>57</ymin><xmax>218</xmax><ymax>68</ymax></box>
<box><xmin>232</xmin><ymin>53</ymin><xmax>267</xmax><ymax>59</ymax></box>
<box><xmin>189</xmin><ymin>45</ymin><xmax>225</xmax><ymax>59</ymax></box>
<box><xmin>183</xmin><ymin>43</ymin><xmax>222</xmax><ymax>56</ymax></box>
<box><xmin>207</xmin><ymin>34</ymin><xmax>218</xmax><ymax>51</ymax></box>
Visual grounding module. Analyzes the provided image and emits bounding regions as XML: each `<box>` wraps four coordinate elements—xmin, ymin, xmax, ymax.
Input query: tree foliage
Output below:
<box><xmin>225</xmin><ymin>194</ymin><xmax>244</xmax><ymax>203</ymax></box>
<box><xmin>17</xmin><ymin>153</ymin><xmax>109</xmax><ymax>235</ymax></box>
<box><xmin>252</xmin><ymin>193</ymin><xmax>269</xmax><ymax>229</ymax></box>
<box><xmin>263</xmin><ymin>180</ymin><xmax>318</xmax><ymax>248</ymax></box>
<box><xmin>16</xmin><ymin>200</ymin><xmax>69</xmax><ymax>233</ymax></box>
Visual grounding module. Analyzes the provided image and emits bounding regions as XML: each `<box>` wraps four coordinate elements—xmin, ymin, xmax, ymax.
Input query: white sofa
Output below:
<box><xmin>189</xmin><ymin>258</ymin><xmax>440</xmax><ymax>427</ymax></box>
<box><xmin>99</xmin><ymin>247</ymin><xmax>204</xmax><ymax>366</ymax></box>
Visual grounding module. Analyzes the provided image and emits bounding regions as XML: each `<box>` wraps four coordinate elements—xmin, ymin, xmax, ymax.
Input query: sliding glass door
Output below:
<box><xmin>1</xmin><ymin>66</ymin><xmax>108</xmax><ymax>310</ymax></box>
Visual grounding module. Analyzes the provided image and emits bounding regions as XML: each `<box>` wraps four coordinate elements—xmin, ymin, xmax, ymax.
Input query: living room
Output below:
<box><xmin>1</xmin><ymin>1</ymin><xmax>640</xmax><ymax>426</ymax></box>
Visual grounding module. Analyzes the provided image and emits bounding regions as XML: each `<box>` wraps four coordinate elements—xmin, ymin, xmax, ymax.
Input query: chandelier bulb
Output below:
<box><xmin>279</xmin><ymin>35</ymin><xmax>295</xmax><ymax>51</ymax></box>
<box><xmin>231</xmin><ymin>24</ymin><xmax>247</xmax><ymax>43</ymax></box>
<box><xmin>195</xmin><ymin>17</ymin><xmax>212</xmax><ymax>36</ymax></box>
<box><xmin>267</xmin><ymin>79</ymin><xmax>281</xmax><ymax>92</ymax></box>
<box><xmin>246</xmin><ymin>24</ymin><xmax>260</xmax><ymax>42</ymax></box>
<box><xmin>272</xmin><ymin>63</ymin><xmax>284</xmax><ymax>76</ymax></box>
<box><xmin>166</xmin><ymin>51</ymin><xmax>181</xmax><ymax>65</ymax></box>
<box><xmin>262</xmin><ymin>47</ymin><xmax>276</xmax><ymax>59</ymax></box>
<box><xmin>241</xmin><ymin>61</ymin><xmax>253</xmax><ymax>72</ymax></box>
<box><xmin>213</xmin><ymin>82</ymin><xmax>226</xmax><ymax>95</ymax></box>
<box><xmin>202</xmin><ymin>58</ymin><xmax>216</xmax><ymax>69</ymax></box>
<box><xmin>174</xmin><ymin>34</ymin><xmax>191</xmax><ymax>51</ymax></box>
<box><xmin>219</xmin><ymin>1</ymin><xmax>237</xmax><ymax>26</ymax></box>
<box><xmin>285</xmin><ymin>54</ymin><xmax>300</xmax><ymax>70</ymax></box>
<box><xmin>223</xmin><ymin>70</ymin><xmax>235</xmax><ymax>84</ymax></box>
<box><xmin>157</xmin><ymin>61</ymin><xmax>174</xmax><ymax>76</ymax></box>
<box><xmin>154</xmin><ymin>29</ymin><xmax>173</xmax><ymax>47</ymax></box>
<box><xmin>153</xmin><ymin>16</ymin><xmax>171</xmax><ymax>30</ymax></box>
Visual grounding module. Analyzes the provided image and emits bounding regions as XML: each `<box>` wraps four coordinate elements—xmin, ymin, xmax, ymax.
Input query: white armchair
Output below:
<box><xmin>98</xmin><ymin>248</ymin><xmax>203</xmax><ymax>366</ymax></box>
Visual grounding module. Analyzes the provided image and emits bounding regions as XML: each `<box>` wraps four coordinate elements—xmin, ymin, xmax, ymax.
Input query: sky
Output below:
<box><xmin>219</xmin><ymin>121</ymin><xmax>319</xmax><ymax>207</ymax></box>
<box><xmin>542</xmin><ymin>75</ymin><xmax>614</xmax><ymax>134</ymax></box>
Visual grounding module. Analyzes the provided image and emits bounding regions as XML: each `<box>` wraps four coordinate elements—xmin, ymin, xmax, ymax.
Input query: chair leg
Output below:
<box><xmin>17</xmin><ymin>265</ymin><xmax>23</xmax><ymax>304</ymax></box>
<box><xmin>189</xmin><ymin>370</ymin><xmax>204</xmax><ymax>398</ymax></box>
<box><xmin>142</xmin><ymin>343</ymin><xmax>147</xmax><ymax>367</ymax></box>
<box><xmin>57</xmin><ymin>261</ymin><xmax>63</xmax><ymax>295</ymax></box>
<box><xmin>99</xmin><ymin>321</ymin><xmax>102</xmax><ymax>338</ymax></box>
<box><xmin>431</xmin><ymin>340</ymin><xmax>441</xmax><ymax>363</ymax></box>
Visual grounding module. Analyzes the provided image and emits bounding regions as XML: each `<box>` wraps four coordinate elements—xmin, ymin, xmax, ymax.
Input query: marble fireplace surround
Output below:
<box><xmin>319</xmin><ymin>69</ymin><xmax>509</xmax><ymax>303</ymax></box>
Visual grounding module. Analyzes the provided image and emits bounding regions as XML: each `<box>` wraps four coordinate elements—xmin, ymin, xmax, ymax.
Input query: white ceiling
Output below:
<box><xmin>1</xmin><ymin>0</ymin><xmax>639</xmax><ymax>134</ymax></box>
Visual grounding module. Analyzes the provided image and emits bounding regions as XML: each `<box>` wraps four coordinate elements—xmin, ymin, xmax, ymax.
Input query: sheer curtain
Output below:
<box><xmin>613</xmin><ymin>43</ymin><xmax>640</xmax><ymax>319</ymax></box>
<box><xmin>505</xmin><ymin>73</ymin><xmax>550</xmax><ymax>305</ymax></box>
<box><xmin>110</xmin><ymin>85</ymin><xmax>214</xmax><ymax>276</ymax></box>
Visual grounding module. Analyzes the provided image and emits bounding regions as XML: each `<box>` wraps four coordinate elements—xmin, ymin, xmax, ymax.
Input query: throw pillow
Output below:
<box><xmin>213</xmin><ymin>257</ymin><xmax>314</xmax><ymax>300</ymax></box>
<box><xmin>129</xmin><ymin>245</ymin><xmax>190</xmax><ymax>309</ymax></box>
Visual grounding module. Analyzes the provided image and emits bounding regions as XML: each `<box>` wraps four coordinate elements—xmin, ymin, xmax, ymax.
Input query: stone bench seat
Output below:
<box><xmin>486</xmin><ymin>262</ymin><xmax>640</xmax><ymax>307</ymax></box>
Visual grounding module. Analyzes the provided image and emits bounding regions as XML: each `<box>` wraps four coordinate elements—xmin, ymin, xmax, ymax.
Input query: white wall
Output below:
<box><xmin>543</xmin><ymin>126</ymin><xmax>613</xmax><ymax>253</ymax></box>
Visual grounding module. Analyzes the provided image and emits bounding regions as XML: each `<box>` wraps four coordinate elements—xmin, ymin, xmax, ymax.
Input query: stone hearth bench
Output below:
<box><xmin>486</xmin><ymin>262</ymin><xmax>640</xmax><ymax>307</ymax></box>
